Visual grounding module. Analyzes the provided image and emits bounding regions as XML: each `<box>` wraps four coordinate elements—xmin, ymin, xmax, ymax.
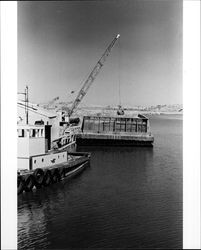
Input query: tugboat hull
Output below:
<box><xmin>18</xmin><ymin>152</ymin><xmax>90</xmax><ymax>195</ymax></box>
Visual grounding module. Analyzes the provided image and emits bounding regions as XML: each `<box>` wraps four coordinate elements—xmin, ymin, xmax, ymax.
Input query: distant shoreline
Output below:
<box><xmin>73</xmin><ymin>107</ymin><xmax>183</xmax><ymax>117</ymax></box>
<box><xmin>39</xmin><ymin>103</ymin><xmax>183</xmax><ymax>116</ymax></box>
<box><xmin>132</xmin><ymin>111</ymin><xmax>183</xmax><ymax>115</ymax></box>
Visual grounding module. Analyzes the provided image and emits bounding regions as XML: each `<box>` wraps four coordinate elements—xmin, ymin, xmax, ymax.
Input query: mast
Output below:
<box><xmin>25</xmin><ymin>85</ymin><xmax>29</xmax><ymax>124</ymax></box>
<box><xmin>18</xmin><ymin>86</ymin><xmax>29</xmax><ymax>124</ymax></box>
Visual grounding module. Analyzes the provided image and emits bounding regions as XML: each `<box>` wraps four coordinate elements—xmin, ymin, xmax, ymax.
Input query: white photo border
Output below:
<box><xmin>1</xmin><ymin>1</ymin><xmax>201</xmax><ymax>249</ymax></box>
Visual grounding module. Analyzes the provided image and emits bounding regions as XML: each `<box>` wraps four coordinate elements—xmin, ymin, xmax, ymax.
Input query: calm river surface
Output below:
<box><xmin>18</xmin><ymin>114</ymin><xmax>183</xmax><ymax>249</ymax></box>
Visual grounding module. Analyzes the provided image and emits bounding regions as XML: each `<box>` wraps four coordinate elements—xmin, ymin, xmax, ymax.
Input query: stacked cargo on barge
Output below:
<box><xmin>76</xmin><ymin>114</ymin><xmax>154</xmax><ymax>146</ymax></box>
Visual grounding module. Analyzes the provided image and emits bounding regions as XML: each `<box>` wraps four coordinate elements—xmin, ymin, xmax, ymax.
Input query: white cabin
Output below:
<box><xmin>17</xmin><ymin>101</ymin><xmax>61</xmax><ymax>141</ymax></box>
<box><xmin>17</xmin><ymin>124</ymin><xmax>68</xmax><ymax>171</ymax></box>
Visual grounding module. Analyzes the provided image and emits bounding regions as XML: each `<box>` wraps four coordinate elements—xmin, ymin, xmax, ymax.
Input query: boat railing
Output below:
<box><xmin>51</xmin><ymin>133</ymin><xmax>76</xmax><ymax>150</ymax></box>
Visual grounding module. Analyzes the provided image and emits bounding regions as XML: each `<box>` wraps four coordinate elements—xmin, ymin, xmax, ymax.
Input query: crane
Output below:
<box><xmin>67</xmin><ymin>34</ymin><xmax>120</xmax><ymax>119</ymax></box>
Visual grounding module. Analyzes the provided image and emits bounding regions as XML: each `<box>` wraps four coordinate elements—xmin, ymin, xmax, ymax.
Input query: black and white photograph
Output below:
<box><xmin>1</xmin><ymin>0</ymin><xmax>200</xmax><ymax>249</ymax></box>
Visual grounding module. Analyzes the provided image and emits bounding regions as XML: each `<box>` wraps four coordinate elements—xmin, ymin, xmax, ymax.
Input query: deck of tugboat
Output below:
<box><xmin>40</xmin><ymin>155</ymin><xmax>89</xmax><ymax>171</ymax></box>
<box><xmin>18</xmin><ymin>152</ymin><xmax>90</xmax><ymax>176</ymax></box>
<box><xmin>45</xmin><ymin>151</ymin><xmax>90</xmax><ymax>167</ymax></box>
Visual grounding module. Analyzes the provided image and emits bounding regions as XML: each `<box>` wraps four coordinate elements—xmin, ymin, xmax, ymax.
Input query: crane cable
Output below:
<box><xmin>118</xmin><ymin>38</ymin><xmax>121</xmax><ymax>107</ymax></box>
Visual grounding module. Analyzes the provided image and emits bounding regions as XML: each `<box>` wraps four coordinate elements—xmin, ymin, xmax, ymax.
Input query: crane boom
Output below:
<box><xmin>68</xmin><ymin>34</ymin><xmax>120</xmax><ymax>117</ymax></box>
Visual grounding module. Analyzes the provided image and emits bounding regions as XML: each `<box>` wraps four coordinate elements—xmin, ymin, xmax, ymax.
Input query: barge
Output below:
<box><xmin>76</xmin><ymin>114</ymin><xmax>154</xmax><ymax>146</ymax></box>
<box><xmin>17</xmin><ymin>124</ymin><xmax>90</xmax><ymax>194</ymax></box>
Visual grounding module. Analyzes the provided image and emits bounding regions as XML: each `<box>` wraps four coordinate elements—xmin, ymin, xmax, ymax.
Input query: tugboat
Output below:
<box><xmin>17</xmin><ymin>123</ymin><xmax>90</xmax><ymax>194</ymax></box>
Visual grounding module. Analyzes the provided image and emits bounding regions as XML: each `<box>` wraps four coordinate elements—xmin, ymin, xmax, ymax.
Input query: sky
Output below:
<box><xmin>18</xmin><ymin>0</ymin><xmax>182</xmax><ymax>107</ymax></box>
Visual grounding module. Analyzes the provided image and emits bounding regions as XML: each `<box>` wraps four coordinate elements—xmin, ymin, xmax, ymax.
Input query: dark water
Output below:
<box><xmin>18</xmin><ymin>114</ymin><xmax>183</xmax><ymax>249</ymax></box>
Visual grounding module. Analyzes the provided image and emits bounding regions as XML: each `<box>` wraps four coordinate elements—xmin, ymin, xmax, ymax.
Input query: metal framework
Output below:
<box><xmin>82</xmin><ymin>116</ymin><xmax>149</xmax><ymax>134</ymax></box>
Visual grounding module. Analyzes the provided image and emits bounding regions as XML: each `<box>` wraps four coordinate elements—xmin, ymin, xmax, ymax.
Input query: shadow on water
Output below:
<box><xmin>18</xmin><ymin>166</ymin><xmax>92</xmax><ymax>249</ymax></box>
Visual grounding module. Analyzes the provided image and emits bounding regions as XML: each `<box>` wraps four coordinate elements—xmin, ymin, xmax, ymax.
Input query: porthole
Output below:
<box><xmin>34</xmin><ymin>160</ymin><xmax>36</xmax><ymax>164</ymax></box>
<box><xmin>42</xmin><ymin>158</ymin><xmax>44</xmax><ymax>162</ymax></box>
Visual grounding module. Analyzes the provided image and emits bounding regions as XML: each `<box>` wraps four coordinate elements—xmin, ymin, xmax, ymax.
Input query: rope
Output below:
<box><xmin>118</xmin><ymin>38</ymin><xmax>121</xmax><ymax>107</ymax></box>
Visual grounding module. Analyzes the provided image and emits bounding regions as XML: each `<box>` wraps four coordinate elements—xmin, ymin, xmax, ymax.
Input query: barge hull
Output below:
<box><xmin>76</xmin><ymin>133</ymin><xmax>154</xmax><ymax>147</ymax></box>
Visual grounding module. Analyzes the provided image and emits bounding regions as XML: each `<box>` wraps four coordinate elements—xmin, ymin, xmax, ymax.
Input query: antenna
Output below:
<box><xmin>18</xmin><ymin>85</ymin><xmax>29</xmax><ymax>124</ymax></box>
<box><xmin>25</xmin><ymin>85</ymin><xmax>29</xmax><ymax>124</ymax></box>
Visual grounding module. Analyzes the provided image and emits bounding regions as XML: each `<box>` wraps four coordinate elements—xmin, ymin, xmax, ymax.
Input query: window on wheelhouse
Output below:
<box><xmin>18</xmin><ymin>129</ymin><xmax>26</xmax><ymax>137</ymax></box>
